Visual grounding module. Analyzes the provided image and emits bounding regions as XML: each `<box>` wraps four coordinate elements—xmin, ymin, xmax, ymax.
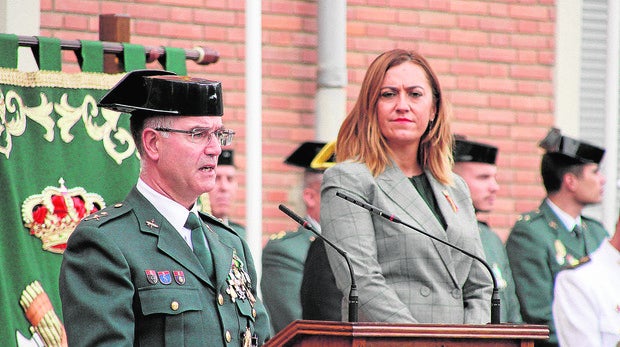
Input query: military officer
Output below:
<box><xmin>553</xmin><ymin>213</ymin><xmax>620</xmax><ymax>347</ymax></box>
<box><xmin>506</xmin><ymin>128</ymin><xmax>608</xmax><ymax>347</ymax></box>
<box><xmin>59</xmin><ymin>70</ymin><xmax>270</xmax><ymax>346</ymax></box>
<box><xmin>208</xmin><ymin>148</ymin><xmax>247</xmax><ymax>239</ymax></box>
<box><xmin>260</xmin><ymin>141</ymin><xmax>333</xmax><ymax>334</ymax></box>
<box><xmin>452</xmin><ymin>135</ymin><xmax>523</xmax><ymax>323</ymax></box>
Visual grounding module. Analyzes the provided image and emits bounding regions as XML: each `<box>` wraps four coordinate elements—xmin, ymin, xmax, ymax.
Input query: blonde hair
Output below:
<box><xmin>336</xmin><ymin>49</ymin><xmax>453</xmax><ymax>184</ymax></box>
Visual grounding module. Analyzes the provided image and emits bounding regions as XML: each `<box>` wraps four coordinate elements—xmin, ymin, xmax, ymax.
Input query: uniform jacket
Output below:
<box><xmin>553</xmin><ymin>240</ymin><xmax>620</xmax><ymax>347</ymax></box>
<box><xmin>506</xmin><ymin>200</ymin><xmax>608</xmax><ymax>347</ymax></box>
<box><xmin>320</xmin><ymin>161</ymin><xmax>493</xmax><ymax>324</ymax></box>
<box><xmin>478</xmin><ymin>221</ymin><xmax>522</xmax><ymax>323</ymax></box>
<box><xmin>260</xmin><ymin>226</ymin><xmax>314</xmax><ymax>334</ymax></box>
<box><xmin>59</xmin><ymin>187</ymin><xmax>271</xmax><ymax>347</ymax></box>
<box><xmin>228</xmin><ymin>220</ymin><xmax>247</xmax><ymax>240</ymax></box>
<box><xmin>301</xmin><ymin>237</ymin><xmax>342</xmax><ymax>322</ymax></box>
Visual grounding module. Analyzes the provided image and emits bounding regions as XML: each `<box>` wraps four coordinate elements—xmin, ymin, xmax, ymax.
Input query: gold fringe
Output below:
<box><xmin>0</xmin><ymin>68</ymin><xmax>124</xmax><ymax>90</ymax></box>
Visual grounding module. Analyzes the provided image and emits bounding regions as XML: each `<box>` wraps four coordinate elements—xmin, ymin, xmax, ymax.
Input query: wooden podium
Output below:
<box><xmin>264</xmin><ymin>320</ymin><xmax>549</xmax><ymax>347</ymax></box>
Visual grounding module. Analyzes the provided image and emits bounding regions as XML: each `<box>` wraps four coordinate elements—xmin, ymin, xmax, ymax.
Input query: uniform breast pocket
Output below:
<box><xmin>137</xmin><ymin>287</ymin><xmax>207</xmax><ymax>346</ymax></box>
<box><xmin>138</xmin><ymin>287</ymin><xmax>203</xmax><ymax>316</ymax></box>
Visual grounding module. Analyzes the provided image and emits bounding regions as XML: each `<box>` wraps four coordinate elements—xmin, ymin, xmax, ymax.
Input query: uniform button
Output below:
<box><xmin>451</xmin><ymin>289</ymin><xmax>461</xmax><ymax>299</ymax></box>
<box><xmin>252</xmin><ymin>309</ymin><xmax>257</xmax><ymax>318</ymax></box>
<box><xmin>170</xmin><ymin>301</ymin><xmax>179</xmax><ymax>311</ymax></box>
<box><xmin>225</xmin><ymin>330</ymin><xmax>232</xmax><ymax>342</ymax></box>
<box><xmin>419</xmin><ymin>286</ymin><xmax>430</xmax><ymax>297</ymax></box>
<box><xmin>218</xmin><ymin>294</ymin><xmax>224</xmax><ymax>305</ymax></box>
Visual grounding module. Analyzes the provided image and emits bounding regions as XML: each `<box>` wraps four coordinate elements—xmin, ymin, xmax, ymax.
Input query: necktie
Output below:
<box><xmin>185</xmin><ymin>212</ymin><xmax>214</xmax><ymax>277</ymax></box>
<box><xmin>572</xmin><ymin>224</ymin><xmax>582</xmax><ymax>238</ymax></box>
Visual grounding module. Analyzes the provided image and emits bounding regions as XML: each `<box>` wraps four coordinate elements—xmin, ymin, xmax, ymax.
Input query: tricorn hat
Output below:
<box><xmin>453</xmin><ymin>135</ymin><xmax>498</xmax><ymax>165</ymax></box>
<box><xmin>218</xmin><ymin>149</ymin><xmax>235</xmax><ymax>166</ymax></box>
<box><xmin>284</xmin><ymin>141</ymin><xmax>336</xmax><ymax>172</ymax></box>
<box><xmin>539</xmin><ymin>127</ymin><xmax>605</xmax><ymax>164</ymax></box>
<box><xmin>98</xmin><ymin>69</ymin><xmax>223</xmax><ymax>116</ymax></box>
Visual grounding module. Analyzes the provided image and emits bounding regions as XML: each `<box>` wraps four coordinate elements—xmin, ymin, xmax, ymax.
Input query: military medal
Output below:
<box><xmin>554</xmin><ymin>239</ymin><xmax>566</xmax><ymax>265</ymax></box>
<box><xmin>173</xmin><ymin>270</ymin><xmax>186</xmax><ymax>285</ymax></box>
<box><xmin>225</xmin><ymin>251</ymin><xmax>256</xmax><ymax>306</ymax></box>
<box><xmin>158</xmin><ymin>270</ymin><xmax>172</xmax><ymax>285</ymax></box>
<box><xmin>145</xmin><ymin>270</ymin><xmax>158</xmax><ymax>284</ymax></box>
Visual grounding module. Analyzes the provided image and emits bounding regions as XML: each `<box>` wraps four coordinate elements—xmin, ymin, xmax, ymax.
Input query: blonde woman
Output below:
<box><xmin>321</xmin><ymin>49</ymin><xmax>492</xmax><ymax>324</ymax></box>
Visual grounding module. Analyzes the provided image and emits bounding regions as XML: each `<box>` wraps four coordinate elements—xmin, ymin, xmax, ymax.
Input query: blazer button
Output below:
<box><xmin>252</xmin><ymin>308</ymin><xmax>257</xmax><ymax>318</ymax></box>
<box><xmin>218</xmin><ymin>294</ymin><xmax>224</xmax><ymax>305</ymax></box>
<box><xmin>419</xmin><ymin>286</ymin><xmax>431</xmax><ymax>297</ymax></box>
<box><xmin>225</xmin><ymin>330</ymin><xmax>232</xmax><ymax>342</ymax></box>
<box><xmin>170</xmin><ymin>301</ymin><xmax>179</xmax><ymax>311</ymax></box>
<box><xmin>451</xmin><ymin>289</ymin><xmax>461</xmax><ymax>299</ymax></box>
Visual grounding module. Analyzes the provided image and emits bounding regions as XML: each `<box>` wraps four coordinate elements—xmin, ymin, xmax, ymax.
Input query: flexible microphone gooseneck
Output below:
<box><xmin>335</xmin><ymin>191</ymin><xmax>501</xmax><ymax>325</ymax></box>
<box><xmin>278</xmin><ymin>204</ymin><xmax>359</xmax><ymax>323</ymax></box>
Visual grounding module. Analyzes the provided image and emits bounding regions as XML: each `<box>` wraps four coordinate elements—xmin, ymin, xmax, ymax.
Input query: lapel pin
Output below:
<box><xmin>442</xmin><ymin>190</ymin><xmax>458</xmax><ymax>213</ymax></box>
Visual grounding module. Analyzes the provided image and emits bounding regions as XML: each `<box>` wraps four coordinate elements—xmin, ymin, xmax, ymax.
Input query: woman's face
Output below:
<box><xmin>376</xmin><ymin>61</ymin><xmax>435</xmax><ymax>147</ymax></box>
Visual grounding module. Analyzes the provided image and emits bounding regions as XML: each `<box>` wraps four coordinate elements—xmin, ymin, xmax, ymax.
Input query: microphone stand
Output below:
<box><xmin>278</xmin><ymin>204</ymin><xmax>359</xmax><ymax>323</ymax></box>
<box><xmin>335</xmin><ymin>191</ymin><xmax>501</xmax><ymax>324</ymax></box>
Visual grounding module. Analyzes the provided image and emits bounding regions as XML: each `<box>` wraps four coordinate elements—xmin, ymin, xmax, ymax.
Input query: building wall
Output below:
<box><xmin>38</xmin><ymin>0</ymin><xmax>556</xmax><ymax>242</ymax></box>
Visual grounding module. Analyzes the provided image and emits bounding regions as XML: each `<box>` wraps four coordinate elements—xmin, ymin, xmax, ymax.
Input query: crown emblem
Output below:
<box><xmin>21</xmin><ymin>178</ymin><xmax>105</xmax><ymax>254</ymax></box>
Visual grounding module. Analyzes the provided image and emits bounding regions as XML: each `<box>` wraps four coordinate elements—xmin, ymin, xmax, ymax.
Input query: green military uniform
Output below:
<box><xmin>506</xmin><ymin>201</ymin><xmax>608</xmax><ymax>346</ymax></box>
<box><xmin>261</xmin><ymin>226</ymin><xmax>315</xmax><ymax>333</ymax></box>
<box><xmin>228</xmin><ymin>220</ymin><xmax>247</xmax><ymax>240</ymax></box>
<box><xmin>60</xmin><ymin>188</ymin><xmax>271</xmax><ymax>346</ymax></box>
<box><xmin>478</xmin><ymin>221</ymin><xmax>522</xmax><ymax>323</ymax></box>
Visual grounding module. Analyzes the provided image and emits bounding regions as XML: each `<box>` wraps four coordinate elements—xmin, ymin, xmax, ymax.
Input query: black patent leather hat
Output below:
<box><xmin>539</xmin><ymin>127</ymin><xmax>604</xmax><ymax>164</ymax></box>
<box><xmin>98</xmin><ymin>69</ymin><xmax>223</xmax><ymax>116</ymax></box>
<box><xmin>453</xmin><ymin>135</ymin><xmax>498</xmax><ymax>165</ymax></box>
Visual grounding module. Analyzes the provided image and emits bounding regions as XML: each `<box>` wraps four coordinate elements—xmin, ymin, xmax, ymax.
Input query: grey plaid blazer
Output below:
<box><xmin>320</xmin><ymin>161</ymin><xmax>492</xmax><ymax>324</ymax></box>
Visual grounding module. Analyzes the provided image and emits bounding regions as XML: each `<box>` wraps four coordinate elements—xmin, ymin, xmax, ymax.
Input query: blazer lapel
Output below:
<box><xmin>376</xmin><ymin>165</ymin><xmax>459</xmax><ymax>285</ymax></box>
<box><xmin>127</xmin><ymin>188</ymin><xmax>214</xmax><ymax>287</ymax></box>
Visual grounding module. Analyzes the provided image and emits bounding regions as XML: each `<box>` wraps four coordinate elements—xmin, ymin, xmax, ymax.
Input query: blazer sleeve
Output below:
<box><xmin>320</xmin><ymin>164</ymin><xmax>417</xmax><ymax>323</ymax></box>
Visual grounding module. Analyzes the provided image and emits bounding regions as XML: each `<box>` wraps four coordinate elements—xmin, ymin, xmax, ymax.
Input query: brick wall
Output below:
<box><xmin>40</xmin><ymin>0</ymin><xmax>556</xmax><ymax>243</ymax></box>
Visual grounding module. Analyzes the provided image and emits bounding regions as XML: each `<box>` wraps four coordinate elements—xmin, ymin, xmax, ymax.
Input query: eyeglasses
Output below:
<box><xmin>154</xmin><ymin>127</ymin><xmax>235</xmax><ymax>146</ymax></box>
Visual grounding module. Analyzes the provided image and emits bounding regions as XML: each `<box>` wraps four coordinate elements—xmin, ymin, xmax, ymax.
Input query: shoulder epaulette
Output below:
<box><xmin>80</xmin><ymin>202</ymin><xmax>132</xmax><ymax>227</ymax></box>
<box><xmin>269</xmin><ymin>230</ymin><xmax>288</xmax><ymax>240</ymax></box>
<box><xmin>515</xmin><ymin>209</ymin><xmax>542</xmax><ymax>223</ymax></box>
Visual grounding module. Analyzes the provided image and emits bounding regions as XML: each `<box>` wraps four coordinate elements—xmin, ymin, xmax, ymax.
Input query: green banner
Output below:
<box><xmin>0</xmin><ymin>69</ymin><xmax>140</xmax><ymax>346</ymax></box>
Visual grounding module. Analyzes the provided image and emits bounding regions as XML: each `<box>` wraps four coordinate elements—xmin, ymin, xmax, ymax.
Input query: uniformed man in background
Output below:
<box><xmin>59</xmin><ymin>70</ymin><xmax>270</xmax><ymax>346</ymax></box>
<box><xmin>261</xmin><ymin>141</ymin><xmax>333</xmax><ymax>334</ymax></box>
<box><xmin>208</xmin><ymin>148</ymin><xmax>246</xmax><ymax>239</ymax></box>
<box><xmin>452</xmin><ymin>135</ymin><xmax>522</xmax><ymax>323</ymax></box>
<box><xmin>506</xmin><ymin>127</ymin><xmax>608</xmax><ymax>347</ymax></box>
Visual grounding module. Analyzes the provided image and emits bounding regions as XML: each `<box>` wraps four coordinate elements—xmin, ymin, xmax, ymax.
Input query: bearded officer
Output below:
<box><xmin>59</xmin><ymin>70</ymin><xmax>270</xmax><ymax>346</ymax></box>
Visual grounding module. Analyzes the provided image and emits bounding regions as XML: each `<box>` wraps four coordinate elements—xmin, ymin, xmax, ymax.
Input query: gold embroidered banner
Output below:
<box><xmin>0</xmin><ymin>68</ymin><xmax>140</xmax><ymax>346</ymax></box>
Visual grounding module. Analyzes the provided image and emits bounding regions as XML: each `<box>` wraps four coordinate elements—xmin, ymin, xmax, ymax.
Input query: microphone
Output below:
<box><xmin>335</xmin><ymin>191</ymin><xmax>501</xmax><ymax>325</ymax></box>
<box><xmin>278</xmin><ymin>204</ymin><xmax>358</xmax><ymax>323</ymax></box>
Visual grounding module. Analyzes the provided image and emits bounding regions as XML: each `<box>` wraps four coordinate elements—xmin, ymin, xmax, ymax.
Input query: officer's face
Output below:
<box><xmin>453</xmin><ymin>162</ymin><xmax>499</xmax><ymax>213</ymax></box>
<box><xmin>572</xmin><ymin>163</ymin><xmax>605</xmax><ymax>205</ymax></box>
<box><xmin>153</xmin><ymin>116</ymin><xmax>223</xmax><ymax>207</ymax></box>
<box><xmin>208</xmin><ymin>164</ymin><xmax>238</xmax><ymax>219</ymax></box>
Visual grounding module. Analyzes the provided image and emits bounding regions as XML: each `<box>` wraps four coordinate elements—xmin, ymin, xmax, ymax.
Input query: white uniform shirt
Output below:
<box><xmin>553</xmin><ymin>240</ymin><xmax>620</xmax><ymax>347</ymax></box>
